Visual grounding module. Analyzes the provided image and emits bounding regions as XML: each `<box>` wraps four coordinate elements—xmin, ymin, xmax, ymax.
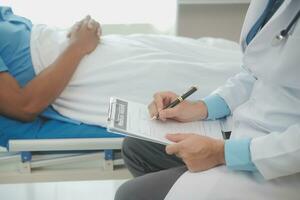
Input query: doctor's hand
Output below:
<box><xmin>148</xmin><ymin>91</ymin><xmax>208</xmax><ymax>122</ymax></box>
<box><xmin>68</xmin><ymin>15</ymin><xmax>101</xmax><ymax>55</ymax></box>
<box><xmin>165</xmin><ymin>133</ymin><xmax>225</xmax><ymax>172</ymax></box>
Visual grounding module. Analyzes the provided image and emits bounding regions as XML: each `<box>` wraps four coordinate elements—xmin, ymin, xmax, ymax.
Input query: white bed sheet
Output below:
<box><xmin>30</xmin><ymin>25</ymin><xmax>242</xmax><ymax>127</ymax></box>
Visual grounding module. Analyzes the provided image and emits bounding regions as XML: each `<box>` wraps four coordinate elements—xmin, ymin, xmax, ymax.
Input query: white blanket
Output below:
<box><xmin>30</xmin><ymin>24</ymin><xmax>242</xmax><ymax>126</ymax></box>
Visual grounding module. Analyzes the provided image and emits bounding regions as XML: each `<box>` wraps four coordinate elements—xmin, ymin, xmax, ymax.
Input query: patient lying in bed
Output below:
<box><xmin>30</xmin><ymin>24</ymin><xmax>242</xmax><ymax>126</ymax></box>
<box><xmin>0</xmin><ymin>8</ymin><xmax>242</xmax><ymax>141</ymax></box>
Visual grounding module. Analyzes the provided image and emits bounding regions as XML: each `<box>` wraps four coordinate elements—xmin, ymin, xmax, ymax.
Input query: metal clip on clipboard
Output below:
<box><xmin>107</xmin><ymin>98</ymin><xmax>117</xmax><ymax>122</ymax></box>
<box><xmin>107</xmin><ymin>98</ymin><xmax>128</xmax><ymax>131</ymax></box>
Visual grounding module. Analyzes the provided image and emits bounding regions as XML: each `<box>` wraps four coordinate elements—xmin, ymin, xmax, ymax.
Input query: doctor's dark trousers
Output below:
<box><xmin>115</xmin><ymin>137</ymin><xmax>187</xmax><ymax>200</ymax></box>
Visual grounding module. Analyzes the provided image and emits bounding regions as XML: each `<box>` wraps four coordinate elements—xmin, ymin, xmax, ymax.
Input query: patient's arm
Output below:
<box><xmin>0</xmin><ymin>17</ymin><xmax>99</xmax><ymax>122</ymax></box>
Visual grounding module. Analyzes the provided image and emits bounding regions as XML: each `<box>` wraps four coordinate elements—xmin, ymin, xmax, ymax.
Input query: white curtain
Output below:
<box><xmin>2</xmin><ymin>0</ymin><xmax>177</xmax><ymax>33</ymax></box>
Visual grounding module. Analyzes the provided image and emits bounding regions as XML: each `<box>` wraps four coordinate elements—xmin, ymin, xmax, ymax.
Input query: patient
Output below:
<box><xmin>0</xmin><ymin>7</ymin><xmax>240</xmax><ymax>147</ymax></box>
<box><xmin>0</xmin><ymin>6</ymin><xmax>115</xmax><ymax>147</ymax></box>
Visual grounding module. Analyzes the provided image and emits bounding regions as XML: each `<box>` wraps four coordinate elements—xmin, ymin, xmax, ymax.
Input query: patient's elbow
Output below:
<box><xmin>18</xmin><ymin>105</ymin><xmax>40</xmax><ymax>122</ymax></box>
<box><xmin>18</xmin><ymin>113</ymin><xmax>38</xmax><ymax>122</ymax></box>
<box><xmin>18</xmin><ymin>112</ymin><xmax>38</xmax><ymax>122</ymax></box>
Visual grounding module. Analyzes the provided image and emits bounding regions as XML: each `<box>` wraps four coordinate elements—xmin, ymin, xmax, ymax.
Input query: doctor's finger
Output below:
<box><xmin>147</xmin><ymin>102</ymin><xmax>158</xmax><ymax>118</ymax></box>
<box><xmin>161</xmin><ymin>91</ymin><xmax>178</xmax><ymax>101</ymax></box>
<box><xmin>165</xmin><ymin>143</ymin><xmax>181</xmax><ymax>155</ymax></box>
<box><xmin>166</xmin><ymin>133</ymin><xmax>190</xmax><ymax>143</ymax></box>
<box><xmin>159</xmin><ymin>107</ymin><xmax>180</xmax><ymax>121</ymax></box>
<box><xmin>153</xmin><ymin>93</ymin><xmax>164</xmax><ymax>112</ymax></box>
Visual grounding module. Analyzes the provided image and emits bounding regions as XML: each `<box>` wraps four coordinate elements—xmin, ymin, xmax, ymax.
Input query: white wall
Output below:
<box><xmin>2</xmin><ymin>0</ymin><xmax>177</xmax><ymax>34</ymax></box>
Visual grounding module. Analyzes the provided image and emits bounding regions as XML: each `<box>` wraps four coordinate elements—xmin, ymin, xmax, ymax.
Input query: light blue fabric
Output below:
<box><xmin>0</xmin><ymin>56</ymin><xmax>8</xmax><ymax>72</ymax></box>
<box><xmin>0</xmin><ymin>6</ymin><xmax>34</xmax><ymax>86</ymax></box>
<box><xmin>0</xmin><ymin>115</ymin><xmax>123</xmax><ymax>149</ymax></box>
<box><xmin>225</xmin><ymin>138</ymin><xmax>257</xmax><ymax>171</ymax></box>
<box><xmin>202</xmin><ymin>94</ymin><xmax>231</xmax><ymax>120</ymax></box>
<box><xmin>203</xmin><ymin>94</ymin><xmax>257</xmax><ymax>171</ymax></box>
<box><xmin>41</xmin><ymin>108</ymin><xmax>81</xmax><ymax>124</ymax></box>
<box><xmin>0</xmin><ymin>6</ymin><xmax>79</xmax><ymax>124</ymax></box>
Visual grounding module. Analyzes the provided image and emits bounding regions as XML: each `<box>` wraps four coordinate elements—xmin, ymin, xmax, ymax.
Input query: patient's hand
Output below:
<box><xmin>68</xmin><ymin>15</ymin><xmax>101</xmax><ymax>55</ymax></box>
<box><xmin>148</xmin><ymin>91</ymin><xmax>208</xmax><ymax>122</ymax></box>
<box><xmin>68</xmin><ymin>15</ymin><xmax>102</xmax><ymax>39</ymax></box>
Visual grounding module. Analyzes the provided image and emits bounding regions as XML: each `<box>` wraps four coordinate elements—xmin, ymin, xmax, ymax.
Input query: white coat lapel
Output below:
<box><xmin>240</xmin><ymin>0</ymin><xmax>269</xmax><ymax>51</ymax></box>
<box><xmin>243</xmin><ymin>0</ymin><xmax>299</xmax><ymax>87</ymax></box>
<box><xmin>245</xmin><ymin>0</ymin><xmax>292</xmax><ymax>50</ymax></box>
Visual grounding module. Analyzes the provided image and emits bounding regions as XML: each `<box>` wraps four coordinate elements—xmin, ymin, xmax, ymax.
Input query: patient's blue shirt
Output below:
<box><xmin>0</xmin><ymin>7</ymin><xmax>34</xmax><ymax>85</ymax></box>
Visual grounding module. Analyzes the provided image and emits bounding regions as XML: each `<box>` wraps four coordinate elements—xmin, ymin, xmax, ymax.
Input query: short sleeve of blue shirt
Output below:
<box><xmin>0</xmin><ymin>56</ymin><xmax>8</xmax><ymax>72</ymax></box>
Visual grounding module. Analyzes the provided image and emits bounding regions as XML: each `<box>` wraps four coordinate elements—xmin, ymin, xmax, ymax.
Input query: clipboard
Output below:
<box><xmin>107</xmin><ymin>97</ymin><xmax>231</xmax><ymax>145</ymax></box>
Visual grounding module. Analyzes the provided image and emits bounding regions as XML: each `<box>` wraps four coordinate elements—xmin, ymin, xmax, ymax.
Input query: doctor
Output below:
<box><xmin>115</xmin><ymin>0</ymin><xmax>300</xmax><ymax>199</ymax></box>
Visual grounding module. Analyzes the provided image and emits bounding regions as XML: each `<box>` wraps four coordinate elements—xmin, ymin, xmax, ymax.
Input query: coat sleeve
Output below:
<box><xmin>212</xmin><ymin>69</ymin><xmax>256</xmax><ymax>112</ymax></box>
<box><xmin>251</xmin><ymin>123</ymin><xmax>300</xmax><ymax>180</ymax></box>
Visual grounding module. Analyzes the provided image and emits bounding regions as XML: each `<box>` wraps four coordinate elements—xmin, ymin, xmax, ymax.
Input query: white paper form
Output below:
<box><xmin>107</xmin><ymin>98</ymin><xmax>230</xmax><ymax>145</ymax></box>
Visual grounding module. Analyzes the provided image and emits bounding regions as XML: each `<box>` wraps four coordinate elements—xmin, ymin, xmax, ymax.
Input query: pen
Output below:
<box><xmin>151</xmin><ymin>86</ymin><xmax>198</xmax><ymax>120</ymax></box>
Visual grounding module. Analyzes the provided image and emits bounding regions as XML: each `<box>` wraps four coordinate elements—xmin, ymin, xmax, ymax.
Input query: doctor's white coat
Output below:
<box><xmin>165</xmin><ymin>0</ymin><xmax>300</xmax><ymax>199</ymax></box>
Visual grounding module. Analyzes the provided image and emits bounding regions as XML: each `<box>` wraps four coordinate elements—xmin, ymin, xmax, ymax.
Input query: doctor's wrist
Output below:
<box><xmin>196</xmin><ymin>100</ymin><xmax>208</xmax><ymax>120</ymax></box>
<box><xmin>215</xmin><ymin>139</ymin><xmax>226</xmax><ymax>165</ymax></box>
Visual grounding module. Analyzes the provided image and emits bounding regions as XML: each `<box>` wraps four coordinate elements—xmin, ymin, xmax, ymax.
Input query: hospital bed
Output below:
<box><xmin>0</xmin><ymin>127</ymin><xmax>125</xmax><ymax>175</ymax></box>
<box><xmin>9</xmin><ymin>138</ymin><xmax>123</xmax><ymax>173</ymax></box>
<box><xmin>0</xmin><ymin>36</ymin><xmax>243</xmax><ymax>180</ymax></box>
